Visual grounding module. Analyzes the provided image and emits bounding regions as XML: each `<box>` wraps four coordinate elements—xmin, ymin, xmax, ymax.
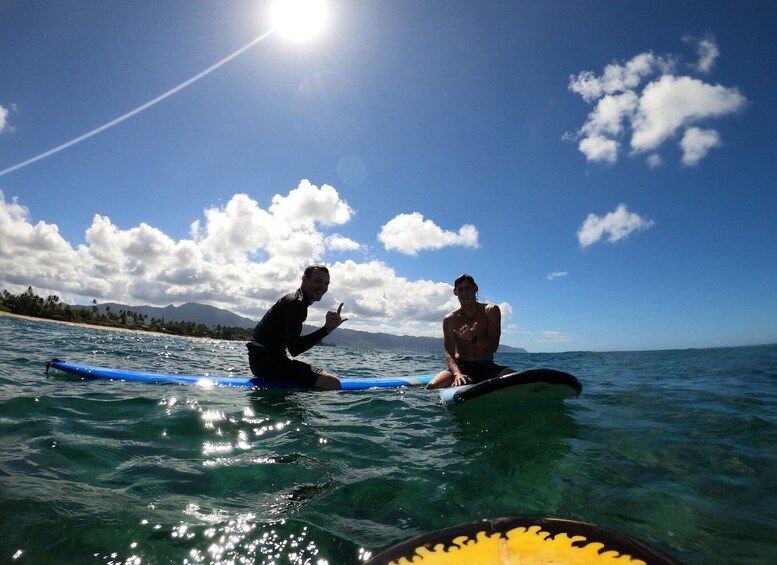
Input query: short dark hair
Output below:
<box><xmin>454</xmin><ymin>273</ymin><xmax>477</xmax><ymax>290</ymax></box>
<box><xmin>304</xmin><ymin>264</ymin><xmax>329</xmax><ymax>278</ymax></box>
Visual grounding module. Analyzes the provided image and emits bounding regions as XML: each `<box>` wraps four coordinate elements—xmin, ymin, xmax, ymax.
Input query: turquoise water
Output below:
<box><xmin>1</xmin><ymin>315</ymin><xmax>775</xmax><ymax>564</ymax></box>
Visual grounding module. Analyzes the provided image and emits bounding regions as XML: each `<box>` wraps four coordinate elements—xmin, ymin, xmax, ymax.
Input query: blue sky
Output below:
<box><xmin>1</xmin><ymin>0</ymin><xmax>775</xmax><ymax>352</ymax></box>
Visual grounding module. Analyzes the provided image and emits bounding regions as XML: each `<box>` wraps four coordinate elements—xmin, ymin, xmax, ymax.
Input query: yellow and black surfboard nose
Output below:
<box><xmin>365</xmin><ymin>516</ymin><xmax>681</xmax><ymax>565</ymax></box>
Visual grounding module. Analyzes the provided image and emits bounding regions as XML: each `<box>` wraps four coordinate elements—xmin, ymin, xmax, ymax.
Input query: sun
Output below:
<box><xmin>271</xmin><ymin>0</ymin><xmax>328</xmax><ymax>41</ymax></box>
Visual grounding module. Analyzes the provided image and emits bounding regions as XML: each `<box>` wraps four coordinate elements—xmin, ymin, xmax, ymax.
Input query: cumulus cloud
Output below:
<box><xmin>325</xmin><ymin>234</ymin><xmax>362</xmax><ymax>252</ymax></box>
<box><xmin>568</xmin><ymin>52</ymin><xmax>671</xmax><ymax>103</ymax></box>
<box><xmin>630</xmin><ymin>75</ymin><xmax>745</xmax><ymax>152</ymax></box>
<box><xmin>581</xmin><ymin>92</ymin><xmax>639</xmax><ymax>139</ymax></box>
<box><xmin>0</xmin><ymin>182</ymin><xmax>500</xmax><ymax>339</ymax></box>
<box><xmin>680</xmin><ymin>127</ymin><xmax>722</xmax><ymax>166</ymax></box>
<box><xmin>0</xmin><ymin>193</ymin><xmax>109</xmax><ymax>297</ymax></box>
<box><xmin>578</xmin><ymin>135</ymin><xmax>619</xmax><ymax>164</ymax></box>
<box><xmin>378</xmin><ymin>212</ymin><xmax>478</xmax><ymax>255</ymax></box>
<box><xmin>566</xmin><ymin>36</ymin><xmax>746</xmax><ymax>166</ymax></box>
<box><xmin>190</xmin><ymin>180</ymin><xmax>354</xmax><ymax>266</ymax></box>
<box><xmin>269</xmin><ymin>179</ymin><xmax>353</xmax><ymax>227</ymax></box>
<box><xmin>577</xmin><ymin>204</ymin><xmax>654</xmax><ymax>247</ymax></box>
<box><xmin>334</xmin><ymin>259</ymin><xmax>455</xmax><ymax>323</ymax></box>
<box><xmin>192</xmin><ymin>193</ymin><xmax>275</xmax><ymax>260</ymax></box>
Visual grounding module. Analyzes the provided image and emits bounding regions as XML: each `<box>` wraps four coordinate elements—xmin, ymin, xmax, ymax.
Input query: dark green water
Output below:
<box><xmin>1</xmin><ymin>315</ymin><xmax>775</xmax><ymax>564</ymax></box>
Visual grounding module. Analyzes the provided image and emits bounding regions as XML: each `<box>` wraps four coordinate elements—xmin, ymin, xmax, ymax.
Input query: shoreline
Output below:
<box><xmin>0</xmin><ymin>310</ymin><xmax>191</xmax><ymax>339</ymax></box>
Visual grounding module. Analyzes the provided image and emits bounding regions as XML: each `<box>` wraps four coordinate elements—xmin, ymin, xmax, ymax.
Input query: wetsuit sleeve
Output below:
<box><xmin>283</xmin><ymin>299</ymin><xmax>328</xmax><ymax>357</ymax></box>
<box><xmin>289</xmin><ymin>328</ymin><xmax>327</xmax><ymax>357</ymax></box>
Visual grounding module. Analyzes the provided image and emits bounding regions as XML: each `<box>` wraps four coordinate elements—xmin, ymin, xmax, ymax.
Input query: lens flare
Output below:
<box><xmin>0</xmin><ymin>30</ymin><xmax>273</xmax><ymax>178</ymax></box>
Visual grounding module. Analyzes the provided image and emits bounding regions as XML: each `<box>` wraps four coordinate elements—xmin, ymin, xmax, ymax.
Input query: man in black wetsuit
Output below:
<box><xmin>247</xmin><ymin>264</ymin><xmax>347</xmax><ymax>389</ymax></box>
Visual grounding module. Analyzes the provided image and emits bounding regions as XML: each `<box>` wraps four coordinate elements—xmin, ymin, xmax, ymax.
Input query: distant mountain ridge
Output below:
<box><xmin>94</xmin><ymin>302</ymin><xmax>256</xmax><ymax>329</ymax></box>
<box><xmin>87</xmin><ymin>301</ymin><xmax>527</xmax><ymax>353</ymax></box>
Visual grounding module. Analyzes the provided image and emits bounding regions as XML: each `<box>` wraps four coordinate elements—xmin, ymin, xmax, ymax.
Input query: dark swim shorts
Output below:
<box><xmin>457</xmin><ymin>359</ymin><xmax>508</xmax><ymax>384</ymax></box>
<box><xmin>246</xmin><ymin>343</ymin><xmax>323</xmax><ymax>388</ymax></box>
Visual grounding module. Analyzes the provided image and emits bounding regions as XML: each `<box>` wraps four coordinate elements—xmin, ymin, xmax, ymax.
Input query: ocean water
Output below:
<box><xmin>0</xmin><ymin>315</ymin><xmax>775</xmax><ymax>564</ymax></box>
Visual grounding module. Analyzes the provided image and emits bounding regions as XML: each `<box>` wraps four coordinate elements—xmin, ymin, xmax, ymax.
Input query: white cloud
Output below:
<box><xmin>540</xmin><ymin>330</ymin><xmax>574</xmax><ymax>343</ymax></box>
<box><xmin>680</xmin><ymin>127</ymin><xmax>721</xmax><ymax>166</ymax></box>
<box><xmin>325</xmin><ymin>234</ymin><xmax>362</xmax><ymax>252</ymax></box>
<box><xmin>646</xmin><ymin>154</ymin><xmax>663</xmax><ymax>169</ymax></box>
<box><xmin>86</xmin><ymin>215</ymin><xmax>176</xmax><ymax>272</ymax></box>
<box><xmin>581</xmin><ymin>92</ymin><xmax>639</xmax><ymax>138</ymax></box>
<box><xmin>576</xmin><ymin>92</ymin><xmax>638</xmax><ymax>162</ymax></box>
<box><xmin>332</xmin><ymin>259</ymin><xmax>454</xmax><ymax>324</ymax></box>
<box><xmin>496</xmin><ymin>301</ymin><xmax>513</xmax><ymax>319</ymax></box>
<box><xmin>578</xmin><ymin>135</ymin><xmax>619</xmax><ymax>163</ymax></box>
<box><xmin>631</xmin><ymin>75</ymin><xmax>745</xmax><ymax>153</ymax></box>
<box><xmin>0</xmin><ymin>184</ymin><xmax>507</xmax><ymax>340</ymax></box>
<box><xmin>685</xmin><ymin>34</ymin><xmax>719</xmax><ymax>73</ymax></box>
<box><xmin>378</xmin><ymin>212</ymin><xmax>478</xmax><ymax>255</ymax></box>
<box><xmin>567</xmin><ymin>37</ymin><xmax>746</xmax><ymax>166</ymax></box>
<box><xmin>0</xmin><ymin>192</ymin><xmax>109</xmax><ymax>297</ymax></box>
<box><xmin>577</xmin><ymin>204</ymin><xmax>654</xmax><ymax>247</ymax></box>
<box><xmin>568</xmin><ymin>52</ymin><xmax>668</xmax><ymax>103</ymax></box>
<box><xmin>0</xmin><ymin>104</ymin><xmax>9</xmax><ymax>133</ymax></box>
<box><xmin>194</xmin><ymin>193</ymin><xmax>275</xmax><ymax>261</ymax></box>
<box><xmin>546</xmin><ymin>272</ymin><xmax>568</xmax><ymax>280</ymax></box>
<box><xmin>191</xmin><ymin>180</ymin><xmax>354</xmax><ymax>266</ymax></box>
<box><xmin>269</xmin><ymin>179</ymin><xmax>353</xmax><ymax>227</ymax></box>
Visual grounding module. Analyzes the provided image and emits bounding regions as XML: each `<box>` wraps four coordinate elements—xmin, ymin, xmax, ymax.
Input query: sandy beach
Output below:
<box><xmin>0</xmin><ymin>310</ymin><xmax>178</xmax><ymax>338</ymax></box>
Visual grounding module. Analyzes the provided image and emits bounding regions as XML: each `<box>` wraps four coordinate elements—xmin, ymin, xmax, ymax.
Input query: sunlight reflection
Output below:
<box><xmin>202</xmin><ymin>441</ymin><xmax>233</xmax><ymax>456</ymax></box>
<box><xmin>172</xmin><ymin>523</ymin><xmax>196</xmax><ymax>541</ymax></box>
<box><xmin>237</xmin><ymin>429</ymin><xmax>250</xmax><ymax>450</ymax></box>
<box><xmin>201</xmin><ymin>409</ymin><xmax>226</xmax><ymax>430</ymax></box>
<box><xmin>174</xmin><ymin>511</ymin><xmax>330</xmax><ymax>565</ymax></box>
<box><xmin>254</xmin><ymin>419</ymin><xmax>291</xmax><ymax>436</ymax></box>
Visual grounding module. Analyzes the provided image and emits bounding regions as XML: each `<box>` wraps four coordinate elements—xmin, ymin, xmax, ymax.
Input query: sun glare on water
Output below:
<box><xmin>271</xmin><ymin>0</ymin><xmax>328</xmax><ymax>40</ymax></box>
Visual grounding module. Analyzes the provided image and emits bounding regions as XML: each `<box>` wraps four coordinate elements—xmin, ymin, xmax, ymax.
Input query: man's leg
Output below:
<box><xmin>425</xmin><ymin>369</ymin><xmax>454</xmax><ymax>389</ymax></box>
<box><xmin>314</xmin><ymin>371</ymin><xmax>341</xmax><ymax>390</ymax></box>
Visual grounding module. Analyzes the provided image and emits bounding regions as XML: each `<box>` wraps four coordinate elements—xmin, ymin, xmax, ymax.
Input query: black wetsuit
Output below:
<box><xmin>247</xmin><ymin>288</ymin><xmax>328</xmax><ymax>386</ymax></box>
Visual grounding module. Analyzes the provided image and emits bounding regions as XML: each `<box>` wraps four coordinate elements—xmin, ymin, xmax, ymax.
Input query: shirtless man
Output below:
<box><xmin>426</xmin><ymin>273</ymin><xmax>516</xmax><ymax>389</ymax></box>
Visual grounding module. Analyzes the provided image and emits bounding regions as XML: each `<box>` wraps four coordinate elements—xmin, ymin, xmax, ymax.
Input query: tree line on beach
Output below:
<box><xmin>0</xmin><ymin>287</ymin><xmax>253</xmax><ymax>341</ymax></box>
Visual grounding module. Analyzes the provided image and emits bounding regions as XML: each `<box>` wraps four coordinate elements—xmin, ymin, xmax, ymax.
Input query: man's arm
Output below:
<box><xmin>287</xmin><ymin>303</ymin><xmax>347</xmax><ymax>357</ymax></box>
<box><xmin>473</xmin><ymin>303</ymin><xmax>501</xmax><ymax>353</ymax></box>
<box><xmin>442</xmin><ymin>315</ymin><xmax>466</xmax><ymax>381</ymax></box>
<box><xmin>286</xmin><ymin>318</ymin><xmax>327</xmax><ymax>357</ymax></box>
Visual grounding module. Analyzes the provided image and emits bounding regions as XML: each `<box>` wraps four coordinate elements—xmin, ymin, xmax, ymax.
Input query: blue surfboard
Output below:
<box><xmin>46</xmin><ymin>360</ymin><xmax>582</xmax><ymax>408</ymax></box>
<box><xmin>46</xmin><ymin>359</ymin><xmax>435</xmax><ymax>390</ymax></box>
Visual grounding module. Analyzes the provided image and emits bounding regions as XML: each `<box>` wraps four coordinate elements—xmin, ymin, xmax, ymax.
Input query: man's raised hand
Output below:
<box><xmin>453</xmin><ymin>321</ymin><xmax>479</xmax><ymax>342</ymax></box>
<box><xmin>325</xmin><ymin>303</ymin><xmax>348</xmax><ymax>332</ymax></box>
